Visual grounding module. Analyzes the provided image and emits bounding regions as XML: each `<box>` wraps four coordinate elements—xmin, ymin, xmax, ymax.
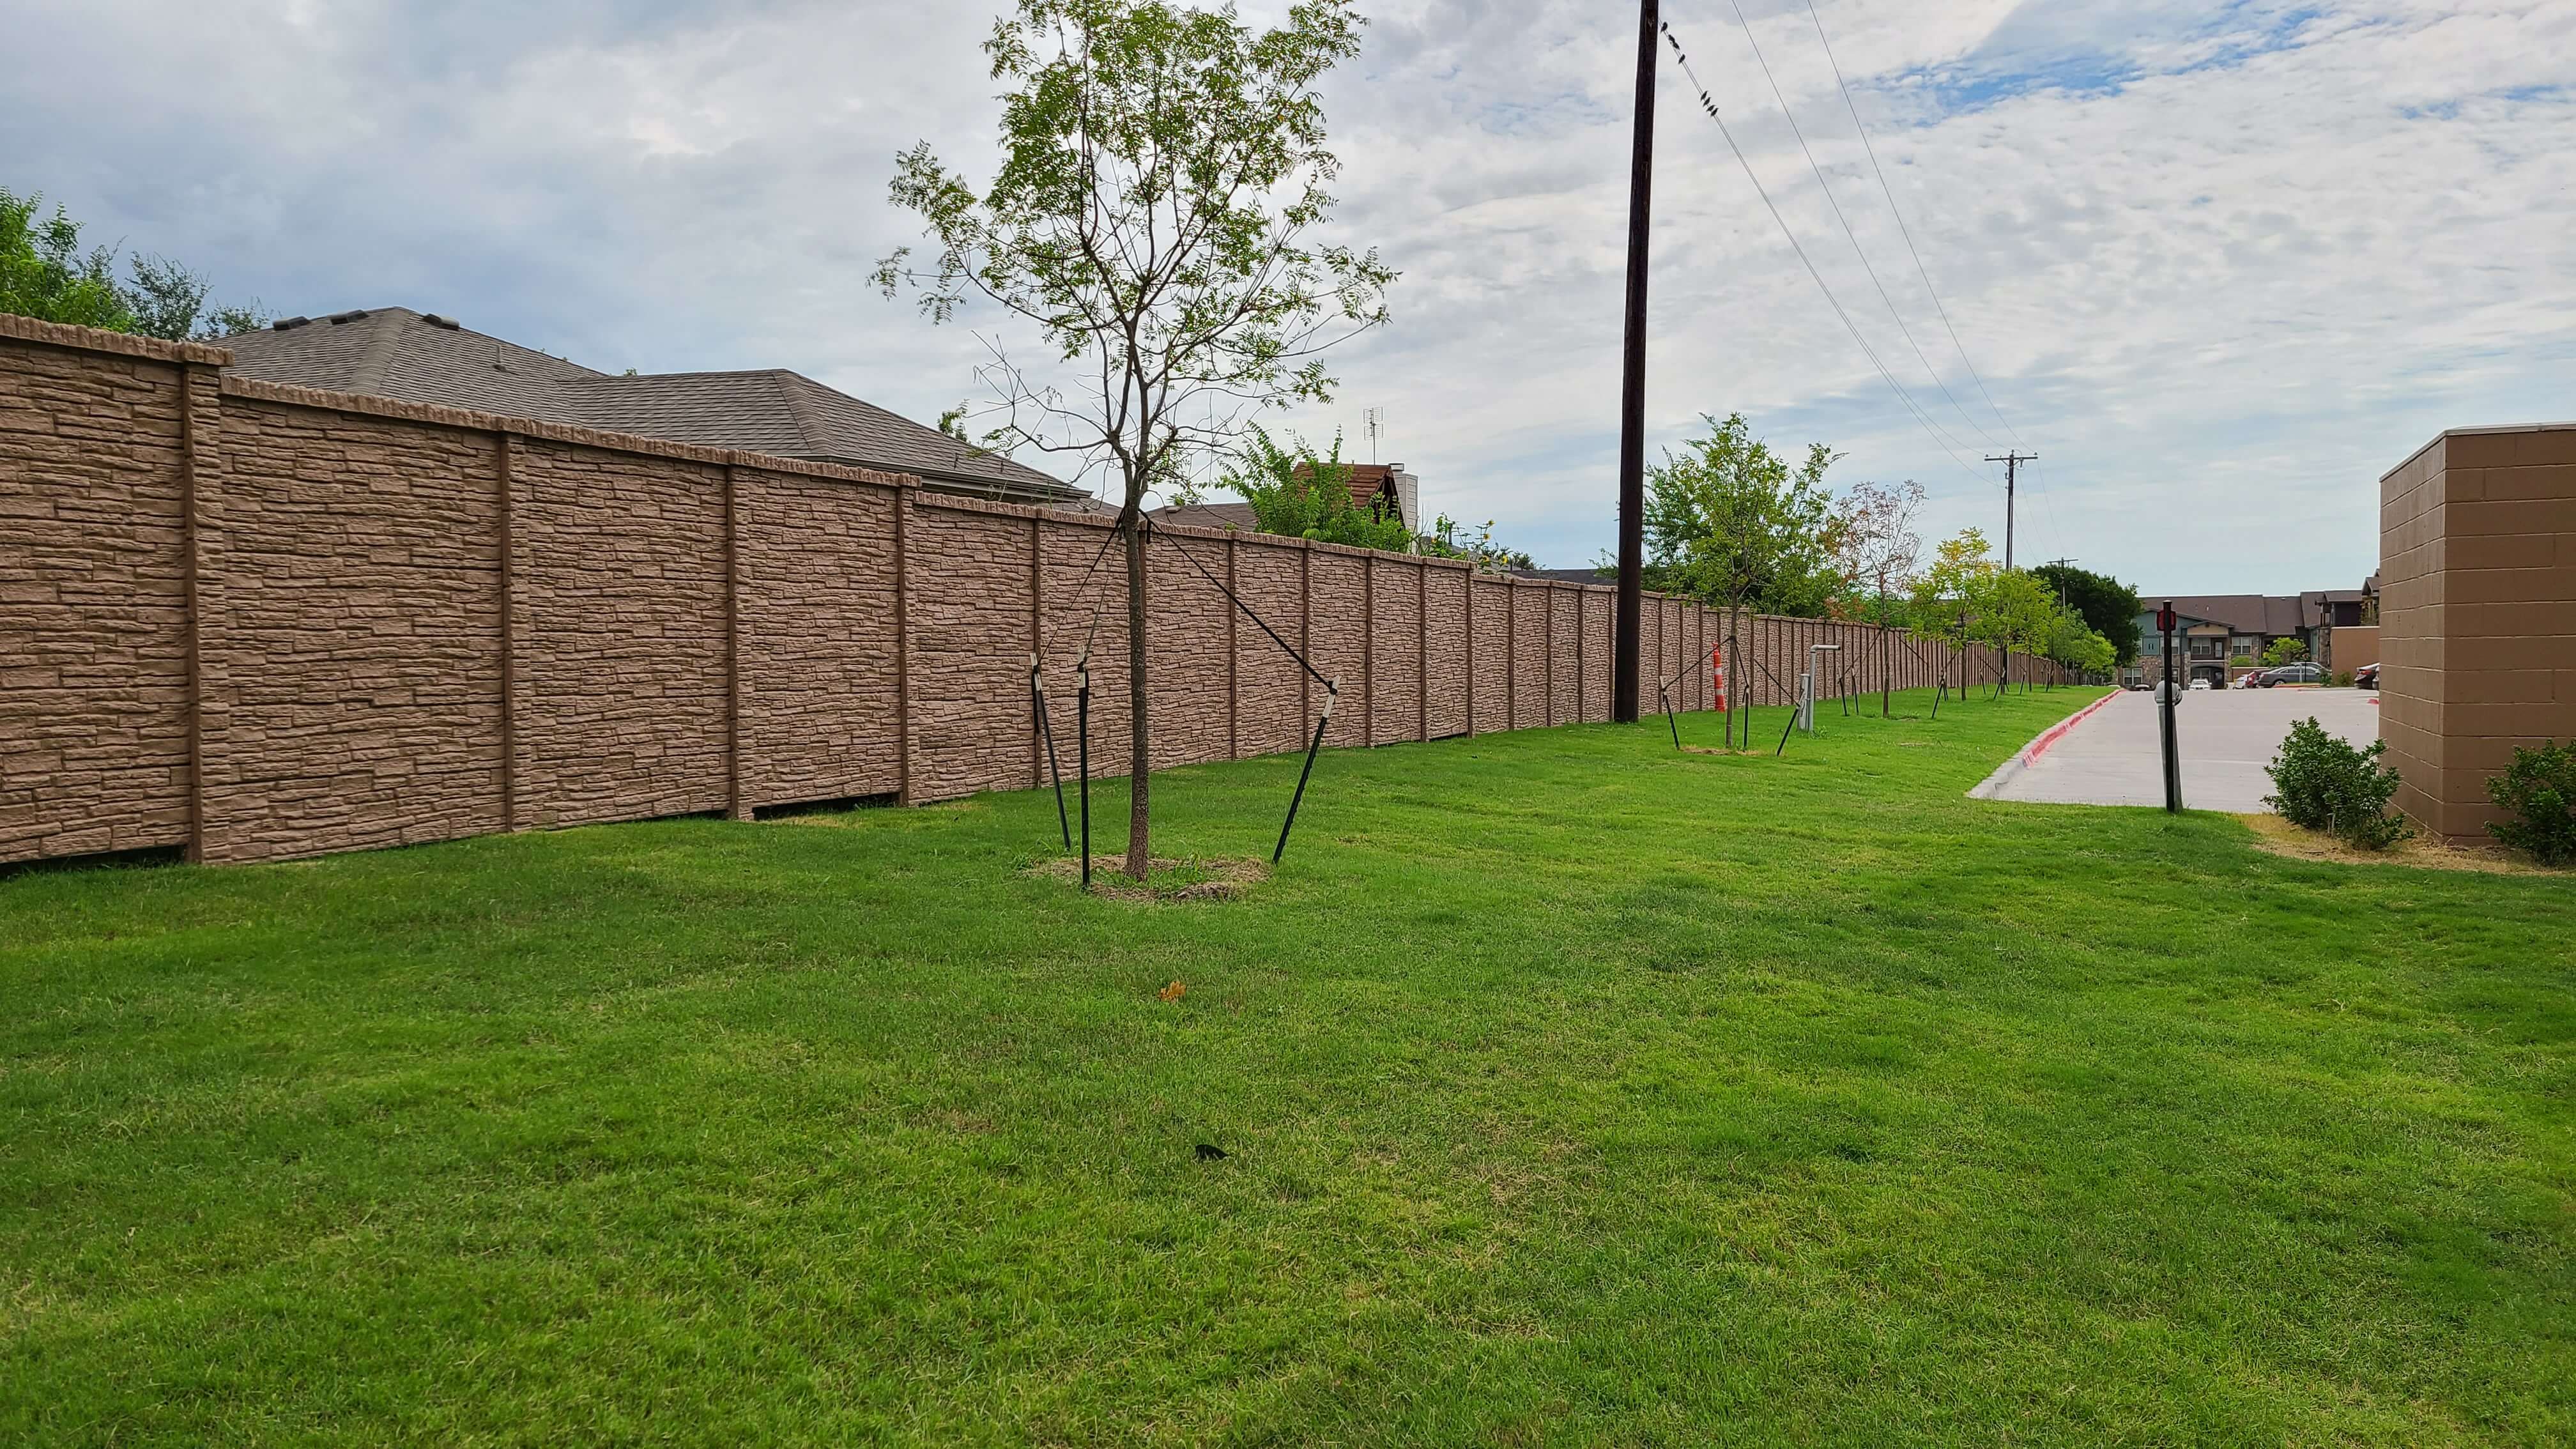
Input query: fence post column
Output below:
<box><xmin>1362</xmin><ymin>552</ymin><xmax>1376</xmax><ymax>747</ymax></box>
<box><xmin>1416</xmin><ymin>560</ymin><xmax>1429</xmax><ymax>742</ymax></box>
<box><xmin>496</xmin><ymin>432</ymin><xmax>523</xmax><ymax>831</ymax></box>
<box><xmin>893</xmin><ymin>482</ymin><xmax>914</xmax><ymax>804</ymax></box>
<box><xmin>1227</xmin><ymin>533</ymin><xmax>1241</xmax><ymax>758</ymax></box>
<box><xmin>178</xmin><ymin>361</ymin><xmax>220</xmax><ymax>864</ymax></box>
<box><xmin>723</xmin><ymin>462</ymin><xmax>750</xmax><ymax>821</ymax></box>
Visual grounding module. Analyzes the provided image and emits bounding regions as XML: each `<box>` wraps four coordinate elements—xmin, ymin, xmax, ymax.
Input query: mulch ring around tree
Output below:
<box><xmin>1027</xmin><ymin>856</ymin><xmax>1271</xmax><ymax>902</ymax></box>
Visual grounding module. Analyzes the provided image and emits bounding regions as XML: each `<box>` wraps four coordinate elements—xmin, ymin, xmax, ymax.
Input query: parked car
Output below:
<box><xmin>2354</xmin><ymin>662</ymin><xmax>2380</xmax><ymax>690</ymax></box>
<box><xmin>2188</xmin><ymin>678</ymin><xmax>2214</xmax><ymax>691</ymax></box>
<box><xmin>2258</xmin><ymin>662</ymin><xmax>2326</xmax><ymax>687</ymax></box>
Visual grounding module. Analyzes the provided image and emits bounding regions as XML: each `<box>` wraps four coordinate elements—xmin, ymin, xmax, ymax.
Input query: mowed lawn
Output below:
<box><xmin>3</xmin><ymin>687</ymin><xmax>2570</xmax><ymax>1446</ymax></box>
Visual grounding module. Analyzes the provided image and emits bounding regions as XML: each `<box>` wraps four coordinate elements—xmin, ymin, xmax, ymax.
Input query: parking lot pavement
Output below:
<box><xmin>1970</xmin><ymin>687</ymin><xmax>2382</xmax><ymax>811</ymax></box>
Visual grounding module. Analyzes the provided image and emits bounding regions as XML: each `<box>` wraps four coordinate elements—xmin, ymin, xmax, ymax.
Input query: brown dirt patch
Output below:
<box><xmin>1026</xmin><ymin>855</ymin><xmax>1271</xmax><ymax>902</ymax></box>
<box><xmin>2235</xmin><ymin>813</ymin><xmax>2570</xmax><ymax>876</ymax></box>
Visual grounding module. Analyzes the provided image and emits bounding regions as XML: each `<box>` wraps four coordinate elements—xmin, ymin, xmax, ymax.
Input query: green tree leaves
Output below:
<box><xmin>1</xmin><ymin>188</ymin><xmax>267</xmax><ymax>340</ymax></box>
<box><xmin>1641</xmin><ymin>412</ymin><xmax>1843</xmax><ymax>617</ymax></box>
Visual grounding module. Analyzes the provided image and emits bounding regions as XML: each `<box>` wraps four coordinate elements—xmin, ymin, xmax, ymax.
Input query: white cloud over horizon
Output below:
<box><xmin>7</xmin><ymin>0</ymin><xmax>2570</xmax><ymax>595</ymax></box>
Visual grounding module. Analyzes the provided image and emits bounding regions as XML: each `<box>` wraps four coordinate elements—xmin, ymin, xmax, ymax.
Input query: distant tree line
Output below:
<box><xmin>1621</xmin><ymin>413</ymin><xmax>2130</xmax><ymax>733</ymax></box>
<box><xmin>1</xmin><ymin>187</ymin><xmax>268</xmax><ymax>342</ymax></box>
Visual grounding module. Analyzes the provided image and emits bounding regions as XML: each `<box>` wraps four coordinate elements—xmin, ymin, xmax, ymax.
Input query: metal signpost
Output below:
<box><xmin>2157</xmin><ymin>602</ymin><xmax>2181</xmax><ymax>813</ymax></box>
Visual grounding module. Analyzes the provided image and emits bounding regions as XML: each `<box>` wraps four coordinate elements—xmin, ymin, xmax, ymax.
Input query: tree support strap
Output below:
<box><xmin>1029</xmin><ymin>655</ymin><xmax>1071</xmax><ymax>850</ymax></box>
<box><xmin>1077</xmin><ymin>659</ymin><xmax>1092</xmax><ymax>889</ymax></box>
<box><xmin>1154</xmin><ymin>521</ymin><xmax>1331</xmax><ymax>687</ymax></box>
<box><xmin>1147</xmin><ymin>523</ymin><xmax>1344</xmax><ymax>867</ymax></box>
<box><xmin>1742</xmin><ymin>653</ymin><xmax>1802</xmax><ymax>757</ymax></box>
<box><xmin>1274</xmin><ymin>678</ymin><xmax>1339</xmax><ymax>864</ymax></box>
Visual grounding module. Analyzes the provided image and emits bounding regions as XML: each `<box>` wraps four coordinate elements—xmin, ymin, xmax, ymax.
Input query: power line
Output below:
<box><xmin>1723</xmin><ymin>0</ymin><xmax>1997</xmax><ymax>454</ymax></box>
<box><xmin>1798</xmin><ymin>0</ymin><xmax>2023</xmax><ymax>448</ymax></box>
<box><xmin>1657</xmin><ymin>20</ymin><xmax>1994</xmax><ymax>487</ymax></box>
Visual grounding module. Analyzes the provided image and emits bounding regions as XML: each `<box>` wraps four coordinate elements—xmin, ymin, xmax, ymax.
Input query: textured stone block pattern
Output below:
<box><xmin>2</xmin><ymin>318</ymin><xmax>2063</xmax><ymax>866</ymax></box>
<box><xmin>0</xmin><ymin>334</ymin><xmax>192</xmax><ymax>862</ymax></box>
<box><xmin>1230</xmin><ymin>538</ymin><xmax>1308</xmax><ymax>758</ymax></box>
<box><xmin>1367</xmin><ymin>554</ymin><xmax>1424</xmax><ymax>744</ymax></box>
<box><xmin>199</xmin><ymin>395</ymin><xmax>505</xmax><ymax>861</ymax></box>
<box><xmin>512</xmin><ymin>438</ymin><xmax>731</xmax><ymax>830</ymax></box>
<box><xmin>1424</xmin><ymin>566</ymin><xmax>1469</xmax><ymax>740</ymax></box>
<box><xmin>905</xmin><ymin>501</ymin><xmax>1042</xmax><ymax>802</ymax></box>
<box><xmin>737</xmin><ymin>465</ymin><xmax>903</xmax><ymax>808</ymax></box>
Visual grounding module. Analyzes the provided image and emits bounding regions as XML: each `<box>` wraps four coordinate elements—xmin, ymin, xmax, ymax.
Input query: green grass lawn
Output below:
<box><xmin>4</xmin><ymin>687</ymin><xmax>2570</xmax><ymax>1446</ymax></box>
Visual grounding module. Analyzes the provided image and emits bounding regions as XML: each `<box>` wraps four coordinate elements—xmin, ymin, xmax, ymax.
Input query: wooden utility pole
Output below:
<box><xmin>1986</xmin><ymin>452</ymin><xmax>2035</xmax><ymax>569</ymax></box>
<box><xmin>1613</xmin><ymin>0</ymin><xmax>1657</xmax><ymax>723</ymax></box>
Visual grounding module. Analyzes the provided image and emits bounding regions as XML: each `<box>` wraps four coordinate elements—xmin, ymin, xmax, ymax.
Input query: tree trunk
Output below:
<box><xmin>1878</xmin><ymin>586</ymin><xmax>1892</xmax><ymax>718</ymax></box>
<box><xmin>1724</xmin><ymin>610</ymin><xmax>1739</xmax><ymax>751</ymax></box>
<box><xmin>1123</xmin><ymin>512</ymin><xmax>1151</xmax><ymax>880</ymax></box>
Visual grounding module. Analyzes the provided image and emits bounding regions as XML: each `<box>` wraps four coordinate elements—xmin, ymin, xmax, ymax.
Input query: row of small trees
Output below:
<box><xmin>1636</xmin><ymin>413</ymin><xmax>2126</xmax><ymax>739</ymax></box>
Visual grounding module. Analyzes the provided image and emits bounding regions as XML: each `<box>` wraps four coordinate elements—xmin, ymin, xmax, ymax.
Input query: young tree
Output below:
<box><xmin>1639</xmin><ymin>413</ymin><xmax>1839</xmax><ymax>747</ymax></box>
<box><xmin>877</xmin><ymin>0</ymin><xmax>1393</xmax><ymax>878</ymax></box>
<box><xmin>1977</xmin><ymin>569</ymin><xmax>2058</xmax><ymax>694</ymax></box>
<box><xmin>1908</xmin><ymin>528</ymin><xmax>1997</xmax><ymax>701</ymax></box>
<box><xmin>2262</xmin><ymin>638</ymin><xmax>2310</xmax><ymax>668</ymax></box>
<box><xmin>1830</xmin><ymin>479</ymin><xmax>1924</xmax><ymax>716</ymax></box>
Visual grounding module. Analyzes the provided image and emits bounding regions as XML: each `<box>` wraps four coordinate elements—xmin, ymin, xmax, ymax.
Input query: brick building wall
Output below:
<box><xmin>1</xmin><ymin>315</ymin><xmax>2054</xmax><ymax>868</ymax></box>
<box><xmin>2379</xmin><ymin>424</ymin><xmax>2576</xmax><ymax>843</ymax></box>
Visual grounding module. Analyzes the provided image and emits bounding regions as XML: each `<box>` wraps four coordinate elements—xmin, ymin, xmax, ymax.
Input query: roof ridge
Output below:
<box><xmin>771</xmin><ymin>369</ymin><xmax>831</xmax><ymax>456</ymax></box>
<box><xmin>346</xmin><ymin>310</ymin><xmax>408</xmax><ymax>395</ymax></box>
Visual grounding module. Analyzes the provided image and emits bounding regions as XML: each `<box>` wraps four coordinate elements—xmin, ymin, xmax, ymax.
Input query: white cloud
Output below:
<box><xmin>5</xmin><ymin>0</ymin><xmax>2569</xmax><ymax>592</ymax></box>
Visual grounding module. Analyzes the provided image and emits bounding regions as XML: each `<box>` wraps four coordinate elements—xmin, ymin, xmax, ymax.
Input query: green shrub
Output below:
<box><xmin>2485</xmin><ymin>740</ymin><xmax>2576</xmax><ymax>865</ymax></box>
<box><xmin>2266</xmin><ymin>718</ymin><xmax>2410</xmax><ymax>850</ymax></box>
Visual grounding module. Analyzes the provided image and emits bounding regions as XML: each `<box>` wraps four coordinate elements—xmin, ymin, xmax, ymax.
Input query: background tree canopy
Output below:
<box><xmin>1</xmin><ymin>187</ymin><xmax>266</xmax><ymax>341</ymax></box>
<box><xmin>1216</xmin><ymin>427</ymin><xmax>1413</xmax><ymax>553</ymax></box>
<box><xmin>2030</xmin><ymin>561</ymin><xmax>2143</xmax><ymax>668</ymax></box>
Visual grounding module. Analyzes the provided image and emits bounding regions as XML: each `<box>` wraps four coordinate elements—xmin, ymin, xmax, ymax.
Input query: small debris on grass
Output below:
<box><xmin>1025</xmin><ymin>856</ymin><xmax>1269</xmax><ymax>902</ymax></box>
<box><xmin>1158</xmin><ymin>979</ymin><xmax>1187</xmax><ymax>1002</ymax></box>
<box><xmin>1195</xmin><ymin>1142</ymin><xmax>1229</xmax><ymax>1162</ymax></box>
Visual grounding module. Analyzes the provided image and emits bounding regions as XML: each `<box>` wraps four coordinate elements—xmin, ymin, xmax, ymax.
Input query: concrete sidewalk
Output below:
<box><xmin>1972</xmin><ymin>689</ymin><xmax>2382</xmax><ymax>811</ymax></box>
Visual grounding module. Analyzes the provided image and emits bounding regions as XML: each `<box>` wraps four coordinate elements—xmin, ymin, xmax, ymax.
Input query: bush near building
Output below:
<box><xmin>2485</xmin><ymin>740</ymin><xmax>2576</xmax><ymax>865</ymax></box>
<box><xmin>2266</xmin><ymin>717</ymin><xmax>2409</xmax><ymax>850</ymax></box>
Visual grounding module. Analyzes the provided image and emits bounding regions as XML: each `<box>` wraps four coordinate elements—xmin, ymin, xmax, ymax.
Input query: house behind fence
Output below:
<box><xmin>1</xmin><ymin>315</ymin><xmax>2053</xmax><ymax>868</ymax></box>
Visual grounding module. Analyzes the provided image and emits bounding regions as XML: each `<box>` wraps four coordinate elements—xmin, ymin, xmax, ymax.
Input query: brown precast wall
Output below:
<box><xmin>199</xmin><ymin>391</ymin><xmax>509</xmax><ymax>861</ymax></box>
<box><xmin>738</xmin><ymin>464</ymin><xmax>904</xmax><ymax>809</ymax></box>
<box><xmin>2379</xmin><ymin>424</ymin><xmax>2576</xmax><ymax>844</ymax></box>
<box><xmin>1</xmin><ymin>316</ymin><xmax>2062</xmax><ymax>868</ymax></box>
<box><xmin>0</xmin><ymin>326</ymin><xmax>202</xmax><ymax>863</ymax></box>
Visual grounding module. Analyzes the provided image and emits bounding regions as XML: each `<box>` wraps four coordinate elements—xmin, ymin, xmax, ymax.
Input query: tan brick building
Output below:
<box><xmin>2379</xmin><ymin>423</ymin><xmax>2576</xmax><ymax>843</ymax></box>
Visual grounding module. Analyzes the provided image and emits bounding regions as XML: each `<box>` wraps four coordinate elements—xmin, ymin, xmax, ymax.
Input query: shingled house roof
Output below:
<box><xmin>2155</xmin><ymin>591</ymin><xmax>2370</xmax><ymax>637</ymax></box>
<box><xmin>222</xmin><ymin>307</ymin><xmax>1089</xmax><ymax>507</ymax></box>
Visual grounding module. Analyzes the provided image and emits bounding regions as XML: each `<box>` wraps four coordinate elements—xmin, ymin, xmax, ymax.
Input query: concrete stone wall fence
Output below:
<box><xmin>2378</xmin><ymin>423</ymin><xmax>2576</xmax><ymax>844</ymax></box>
<box><xmin>2</xmin><ymin>316</ymin><xmax>2055</xmax><ymax>868</ymax></box>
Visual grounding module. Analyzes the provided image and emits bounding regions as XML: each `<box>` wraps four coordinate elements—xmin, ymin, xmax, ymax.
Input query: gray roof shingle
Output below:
<box><xmin>223</xmin><ymin>307</ymin><xmax>1089</xmax><ymax>505</ymax></box>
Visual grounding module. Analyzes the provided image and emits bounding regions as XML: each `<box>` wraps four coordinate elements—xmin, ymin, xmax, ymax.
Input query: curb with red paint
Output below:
<box><xmin>2020</xmin><ymin>689</ymin><xmax>2123</xmax><ymax>767</ymax></box>
<box><xmin>1965</xmin><ymin>689</ymin><xmax>2124</xmax><ymax>801</ymax></box>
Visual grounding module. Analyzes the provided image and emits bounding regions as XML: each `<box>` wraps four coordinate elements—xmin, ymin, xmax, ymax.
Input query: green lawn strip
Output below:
<box><xmin>3</xmin><ymin>687</ymin><xmax>2570</xmax><ymax>1445</ymax></box>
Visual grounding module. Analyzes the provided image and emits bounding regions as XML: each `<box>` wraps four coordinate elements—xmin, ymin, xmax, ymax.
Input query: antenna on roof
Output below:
<box><xmin>1363</xmin><ymin>406</ymin><xmax>1384</xmax><ymax>463</ymax></box>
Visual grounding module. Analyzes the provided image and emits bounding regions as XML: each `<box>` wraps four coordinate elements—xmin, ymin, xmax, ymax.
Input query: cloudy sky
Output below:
<box><xmin>9</xmin><ymin>0</ymin><xmax>2570</xmax><ymax>593</ymax></box>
